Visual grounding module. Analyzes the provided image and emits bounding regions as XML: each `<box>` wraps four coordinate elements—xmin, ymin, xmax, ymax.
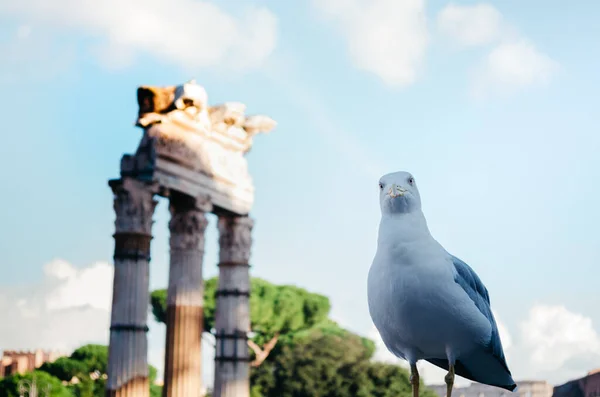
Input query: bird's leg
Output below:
<box><xmin>410</xmin><ymin>363</ymin><xmax>419</xmax><ymax>397</ymax></box>
<box><xmin>445</xmin><ymin>364</ymin><xmax>455</xmax><ymax>397</ymax></box>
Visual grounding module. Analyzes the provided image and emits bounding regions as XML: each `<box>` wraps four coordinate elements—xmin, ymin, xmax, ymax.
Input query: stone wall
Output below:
<box><xmin>0</xmin><ymin>350</ymin><xmax>63</xmax><ymax>377</ymax></box>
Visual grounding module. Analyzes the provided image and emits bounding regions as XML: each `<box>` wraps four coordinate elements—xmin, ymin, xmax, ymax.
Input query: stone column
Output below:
<box><xmin>162</xmin><ymin>195</ymin><xmax>209</xmax><ymax>397</ymax></box>
<box><xmin>213</xmin><ymin>216</ymin><xmax>254</xmax><ymax>397</ymax></box>
<box><xmin>107</xmin><ymin>178</ymin><xmax>158</xmax><ymax>397</ymax></box>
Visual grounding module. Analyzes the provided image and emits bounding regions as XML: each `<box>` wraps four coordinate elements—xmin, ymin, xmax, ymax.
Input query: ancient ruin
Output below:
<box><xmin>106</xmin><ymin>80</ymin><xmax>276</xmax><ymax>397</ymax></box>
<box><xmin>0</xmin><ymin>350</ymin><xmax>63</xmax><ymax>378</ymax></box>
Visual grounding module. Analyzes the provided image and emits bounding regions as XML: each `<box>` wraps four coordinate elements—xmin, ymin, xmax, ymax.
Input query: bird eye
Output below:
<box><xmin>378</xmin><ymin>182</ymin><xmax>384</xmax><ymax>190</ymax></box>
<box><xmin>408</xmin><ymin>177</ymin><xmax>414</xmax><ymax>185</ymax></box>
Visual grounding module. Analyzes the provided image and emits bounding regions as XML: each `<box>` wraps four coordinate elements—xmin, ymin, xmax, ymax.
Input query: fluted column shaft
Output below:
<box><xmin>213</xmin><ymin>216</ymin><xmax>253</xmax><ymax>397</ymax></box>
<box><xmin>107</xmin><ymin>178</ymin><xmax>158</xmax><ymax>397</ymax></box>
<box><xmin>162</xmin><ymin>197</ymin><xmax>209</xmax><ymax>397</ymax></box>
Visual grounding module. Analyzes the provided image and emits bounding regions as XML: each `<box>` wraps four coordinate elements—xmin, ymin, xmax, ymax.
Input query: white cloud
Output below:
<box><xmin>0</xmin><ymin>0</ymin><xmax>278</xmax><ymax>72</ymax></box>
<box><xmin>436</xmin><ymin>3</ymin><xmax>558</xmax><ymax>98</ymax></box>
<box><xmin>16</xmin><ymin>25</ymin><xmax>32</xmax><ymax>40</ymax></box>
<box><xmin>471</xmin><ymin>39</ymin><xmax>559</xmax><ymax>99</ymax></box>
<box><xmin>484</xmin><ymin>40</ymin><xmax>557</xmax><ymax>86</ymax></box>
<box><xmin>520</xmin><ymin>304</ymin><xmax>600</xmax><ymax>374</ymax></box>
<box><xmin>43</xmin><ymin>260</ymin><xmax>114</xmax><ymax>312</ymax></box>
<box><xmin>0</xmin><ymin>258</ymin><xmax>218</xmax><ymax>385</ymax></box>
<box><xmin>312</xmin><ymin>0</ymin><xmax>428</xmax><ymax>87</ymax></box>
<box><xmin>0</xmin><ymin>259</ymin><xmax>113</xmax><ymax>352</ymax></box>
<box><xmin>436</xmin><ymin>3</ymin><xmax>503</xmax><ymax>47</ymax></box>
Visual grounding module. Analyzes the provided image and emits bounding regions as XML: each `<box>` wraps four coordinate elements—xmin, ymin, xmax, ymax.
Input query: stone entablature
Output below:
<box><xmin>120</xmin><ymin>80</ymin><xmax>276</xmax><ymax>215</ymax></box>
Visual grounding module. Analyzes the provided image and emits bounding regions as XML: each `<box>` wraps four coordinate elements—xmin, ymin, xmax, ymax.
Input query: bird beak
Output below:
<box><xmin>387</xmin><ymin>184</ymin><xmax>407</xmax><ymax>198</ymax></box>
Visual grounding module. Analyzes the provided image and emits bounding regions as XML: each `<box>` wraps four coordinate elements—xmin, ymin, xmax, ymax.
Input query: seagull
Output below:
<box><xmin>367</xmin><ymin>171</ymin><xmax>516</xmax><ymax>397</ymax></box>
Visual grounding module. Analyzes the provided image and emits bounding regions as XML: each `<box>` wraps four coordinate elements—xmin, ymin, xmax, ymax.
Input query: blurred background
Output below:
<box><xmin>0</xmin><ymin>0</ymin><xmax>599</xmax><ymax>396</ymax></box>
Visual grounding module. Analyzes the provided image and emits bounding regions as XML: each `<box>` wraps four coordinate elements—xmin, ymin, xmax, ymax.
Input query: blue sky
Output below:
<box><xmin>1</xmin><ymin>0</ymin><xmax>599</xmax><ymax>388</ymax></box>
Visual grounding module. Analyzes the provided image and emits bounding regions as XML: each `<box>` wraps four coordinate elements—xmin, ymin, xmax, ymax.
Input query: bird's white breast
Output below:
<box><xmin>367</xmin><ymin>220</ymin><xmax>491</xmax><ymax>361</ymax></box>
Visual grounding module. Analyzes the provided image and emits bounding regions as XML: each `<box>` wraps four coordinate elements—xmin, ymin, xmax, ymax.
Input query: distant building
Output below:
<box><xmin>429</xmin><ymin>380</ymin><xmax>553</xmax><ymax>397</ymax></box>
<box><xmin>518</xmin><ymin>380</ymin><xmax>556</xmax><ymax>397</ymax></box>
<box><xmin>0</xmin><ymin>350</ymin><xmax>63</xmax><ymax>377</ymax></box>
<box><xmin>553</xmin><ymin>369</ymin><xmax>600</xmax><ymax>397</ymax></box>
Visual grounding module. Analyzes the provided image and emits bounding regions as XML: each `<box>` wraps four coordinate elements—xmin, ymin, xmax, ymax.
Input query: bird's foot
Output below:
<box><xmin>445</xmin><ymin>365</ymin><xmax>455</xmax><ymax>397</ymax></box>
<box><xmin>410</xmin><ymin>364</ymin><xmax>419</xmax><ymax>397</ymax></box>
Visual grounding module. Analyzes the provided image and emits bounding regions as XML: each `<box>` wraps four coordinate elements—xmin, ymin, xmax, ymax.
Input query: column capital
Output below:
<box><xmin>218</xmin><ymin>216</ymin><xmax>254</xmax><ymax>265</ymax></box>
<box><xmin>110</xmin><ymin>178</ymin><xmax>159</xmax><ymax>235</ymax></box>
<box><xmin>168</xmin><ymin>192</ymin><xmax>210</xmax><ymax>251</ymax></box>
<box><xmin>168</xmin><ymin>204</ymin><xmax>209</xmax><ymax>251</ymax></box>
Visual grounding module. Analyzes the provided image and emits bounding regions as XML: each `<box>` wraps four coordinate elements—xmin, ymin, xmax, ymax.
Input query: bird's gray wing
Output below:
<box><xmin>425</xmin><ymin>254</ymin><xmax>515</xmax><ymax>391</ymax></box>
<box><xmin>449</xmin><ymin>254</ymin><xmax>511</xmax><ymax>373</ymax></box>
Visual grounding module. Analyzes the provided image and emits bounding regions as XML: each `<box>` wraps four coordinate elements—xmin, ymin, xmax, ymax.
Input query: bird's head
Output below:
<box><xmin>378</xmin><ymin>171</ymin><xmax>422</xmax><ymax>215</ymax></box>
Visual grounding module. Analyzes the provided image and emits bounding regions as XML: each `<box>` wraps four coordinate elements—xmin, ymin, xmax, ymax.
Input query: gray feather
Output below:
<box><xmin>450</xmin><ymin>254</ymin><xmax>511</xmax><ymax>374</ymax></box>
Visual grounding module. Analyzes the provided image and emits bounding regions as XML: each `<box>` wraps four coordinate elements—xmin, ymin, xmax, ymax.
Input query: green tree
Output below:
<box><xmin>150</xmin><ymin>384</ymin><xmax>162</xmax><ymax>397</ymax></box>
<box><xmin>0</xmin><ymin>370</ymin><xmax>71</xmax><ymax>397</ymax></box>
<box><xmin>251</xmin><ymin>321</ymin><xmax>436</xmax><ymax>397</ymax></box>
<box><xmin>70</xmin><ymin>345</ymin><xmax>108</xmax><ymax>375</ymax></box>
<box><xmin>37</xmin><ymin>344</ymin><xmax>109</xmax><ymax>397</ymax></box>
<box><xmin>148</xmin><ymin>365</ymin><xmax>162</xmax><ymax>397</ymax></box>
<box><xmin>66</xmin><ymin>380</ymin><xmax>95</xmax><ymax>397</ymax></box>
<box><xmin>38</xmin><ymin>357</ymin><xmax>95</xmax><ymax>397</ymax></box>
<box><xmin>250</xmin><ymin>320</ymin><xmax>376</xmax><ymax>397</ymax></box>
<box><xmin>38</xmin><ymin>357</ymin><xmax>88</xmax><ymax>382</ymax></box>
<box><xmin>69</xmin><ymin>344</ymin><xmax>108</xmax><ymax>397</ymax></box>
<box><xmin>35</xmin><ymin>344</ymin><xmax>160</xmax><ymax>397</ymax></box>
<box><xmin>365</xmin><ymin>362</ymin><xmax>437</xmax><ymax>397</ymax></box>
<box><xmin>151</xmin><ymin>277</ymin><xmax>331</xmax><ymax>365</ymax></box>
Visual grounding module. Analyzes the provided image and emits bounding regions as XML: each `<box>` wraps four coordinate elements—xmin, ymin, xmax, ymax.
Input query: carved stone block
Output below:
<box><xmin>137</xmin><ymin>85</ymin><xmax>176</xmax><ymax>116</ymax></box>
<box><xmin>218</xmin><ymin>216</ymin><xmax>254</xmax><ymax>265</ymax></box>
<box><xmin>168</xmin><ymin>206</ymin><xmax>209</xmax><ymax>251</ymax></box>
<box><xmin>110</xmin><ymin>178</ymin><xmax>158</xmax><ymax>235</ymax></box>
<box><xmin>125</xmin><ymin>80</ymin><xmax>276</xmax><ymax>215</ymax></box>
